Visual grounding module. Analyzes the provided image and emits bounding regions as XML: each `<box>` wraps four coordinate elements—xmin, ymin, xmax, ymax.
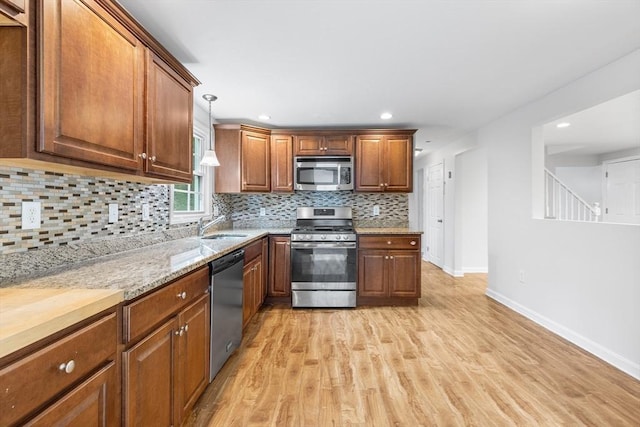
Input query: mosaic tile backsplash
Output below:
<box><xmin>1</xmin><ymin>166</ymin><xmax>408</xmax><ymax>281</ymax></box>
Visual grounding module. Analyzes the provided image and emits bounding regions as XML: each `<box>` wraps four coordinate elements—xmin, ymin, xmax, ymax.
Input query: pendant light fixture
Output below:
<box><xmin>200</xmin><ymin>94</ymin><xmax>220</xmax><ymax>167</ymax></box>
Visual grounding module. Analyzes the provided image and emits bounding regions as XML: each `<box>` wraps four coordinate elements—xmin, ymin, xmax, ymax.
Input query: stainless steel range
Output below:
<box><xmin>290</xmin><ymin>207</ymin><xmax>357</xmax><ymax>308</ymax></box>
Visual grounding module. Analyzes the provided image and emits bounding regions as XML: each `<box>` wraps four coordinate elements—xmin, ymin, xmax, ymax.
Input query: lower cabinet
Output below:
<box><xmin>243</xmin><ymin>238</ymin><xmax>266</xmax><ymax>328</ymax></box>
<box><xmin>0</xmin><ymin>312</ymin><xmax>119</xmax><ymax>427</ymax></box>
<box><xmin>357</xmin><ymin>234</ymin><xmax>421</xmax><ymax>305</ymax></box>
<box><xmin>122</xmin><ymin>267</ymin><xmax>210</xmax><ymax>426</ymax></box>
<box><xmin>267</xmin><ymin>235</ymin><xmax>291</xmax><ymax>299</ymax></box>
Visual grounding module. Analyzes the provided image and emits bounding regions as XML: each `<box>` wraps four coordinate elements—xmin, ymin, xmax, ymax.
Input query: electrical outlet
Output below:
<box><xmin>141</xmin><ymin>203</ymin><xmax>150</xmax><ymax>221</ymax></box>
<box><xmin>213</xmin><ymin>205</ymin><xmax>219</xmax><ymax>216</ymax></box>
<box><xmin>519</xmin><ymin>270</ymin><xmax>525</xmax><ymax>284</ymax></box>
<box><xmin>372</xmin><ymin>205</ymin><xmax>380</xmax><ymax>216</ymax></box>
<box><xmin>259</xmin><ymin>207</ymin><xmax>266</xmax><ymax>216</ymax></box>
<box><xmin>108</xmin><ymin>203</ymin><xmax>118</xmax><ymax>223</ymax></box>
<box><xmin>21</xmin><ymin>201</ymin><xmax>41</xmax><ymax>230</ymax></box>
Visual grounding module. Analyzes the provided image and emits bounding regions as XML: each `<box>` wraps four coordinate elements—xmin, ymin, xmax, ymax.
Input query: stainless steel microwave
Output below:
<box><xmin>294</xmin><ymin>156</ymin><xmax>354</xmax><ymax>191</ymax></box>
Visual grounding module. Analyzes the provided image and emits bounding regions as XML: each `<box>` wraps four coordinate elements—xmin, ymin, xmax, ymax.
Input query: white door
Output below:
<box><xmin>603</xmin><ymin>157</ymin><xmax>640</xmax><ymax>224</ymax></box>
<box><xmin>415</xmin><ymin>168</ymin><xmax>425</xmax><ymax>257</ymax></box>
<box><xmin>427</xmin><ymin>162</ymin><xmax>444</xmax><ymax>267</ymax></box>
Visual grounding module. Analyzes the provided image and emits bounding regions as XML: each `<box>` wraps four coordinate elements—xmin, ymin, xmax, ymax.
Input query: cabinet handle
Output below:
<box><xmin>177</xmin><ymin>291</ymin><xmax>187</xmax><ymax>300</ymax></box>
<box><xmin>138</xmin><ymin>153</ymin><xmax>147</xmax><ymax>159</ymax></box>
<box><xmin>150</xmin><ymin>156</ymin><xmax>156</xmax><ymax>162</ymax></box>
<box><xmin>410</xmin><ymin>241</ymin><xmax>416</xmax><ymax>246</ymax></box>
<box><xmin>175</xmin><ymin>326</ymin><xmax>185</xmax><ymax>336</ymax></box>
<box><xmin>58</xmin><ymin>360</ymin><xmax>76</xmax><ymax>374</ymax></box>
<box><xmin>184</xmin><ymin>324</ymin><xmax>189</xmax><ymax>332</ymax></box>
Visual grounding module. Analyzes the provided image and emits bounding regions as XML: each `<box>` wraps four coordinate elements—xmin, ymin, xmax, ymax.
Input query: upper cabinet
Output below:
<box><xmin>293</xmin><ymin>134</ymin><xmax>353</xmax><ymax>156</ymax></box>
<box><xmin>271</xmin><ymin>134</ymin><xmax>294</xmax><ymax>192</ymax></box>
<box><xmin>215</xmin><ymin>124</ymin><xmax>271</xmax><ymax>193</ymax></box>
<box><xmin>145</xmin><ymin>51</ymin><xmax>194</xmax><ymax>181</ymax></box>
<box><xmin>0</xmin><ymin>0</ymin><xmax>200</xmax><ymax>183</ymax></box>
<box><xmin>355</xmin><ymin>132</ymin><xmax>414</xmax><ymax>192</ymax></box>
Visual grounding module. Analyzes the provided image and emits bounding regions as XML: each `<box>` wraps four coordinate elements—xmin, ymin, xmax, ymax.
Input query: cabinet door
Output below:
<box><xmin>243</xmin><ymin>258</ymin><xmax>258</xmax><ymax>328</ymax></box>
<box><xmin>323</xmin><ymin>135</ymin><xmax>353</xmax><ymax>155</ymax></box>
<box><xmin>268</xmin><ymin>236</ymin><xmax>291</xmax><ymax>297</ymax></box>
<box><xmin>388</xmin><ymin>251</ymin><xmax>421</xmax><ymax>297</ymax></box>
<box><xmin>293</xmin><ymin>135</ymin><xmax>324</xmax><ymax>155</ymax></box>
<box><xmin>253</xmin><ymin>259</ymin><xmax>264</xmax><ymax>315</ymax></box>
<box><xmin>357</xmin><ymin>250</ymin><xmax>387</xmax><ymax>297</ymax></box>
<box><xmin>123</xmin><ymin>318</ymin><xmax>178</xmax><ymax>427</ymax></box>
<box><xmin>0</xmin><ymin>0</ymin><xmax>25</xmax><ymax>13</ymax></box>
<box><xmin>384</xmin><ymin>136</ymin><xmax>413</xmax><ymax>192</ymax></box>
<box><xmin>176</xmin><ymin>294</ymin><xmax>210</xmax><ymax>423</ymax></box>
<box><xmin>242</xmin><ymin>131</ymin><xmax>270</xmax><ymax>191</ymax></box>
<box><xmin>24</xmin><ymin>362</ymin><xmax>118</xmax><ymax>427</ymax></box>
<box><xmin>355</xmin><ymin>136</ymin><xmax>384</xmax><ymax>191</ymax></box>
<box><xmin>40</xmin><ymin>0</ymin><xmax>144</xmax><ymax>170</ymax></box>
<box><xmin>271</xmin><ymin>134</ymin><xmax>293</xmax><ymax>192</ymax></box>
<box><xmin>146</xmin><ymin>52</ymin><xmax>194</xmax><ymax>182</ymax></box>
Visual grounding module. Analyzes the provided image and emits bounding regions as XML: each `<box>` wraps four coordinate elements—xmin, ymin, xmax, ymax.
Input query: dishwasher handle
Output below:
<box><xmin>210</xmin><ymin>249</ymin><xmax>245</xmax><ymax>274</ymax></box>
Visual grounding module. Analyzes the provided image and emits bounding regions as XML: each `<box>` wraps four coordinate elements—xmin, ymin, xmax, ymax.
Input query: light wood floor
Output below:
<box><xmin>184</xmin><ymin>262</ymin><xmax>640</xmax><ymax>426</ymax></box>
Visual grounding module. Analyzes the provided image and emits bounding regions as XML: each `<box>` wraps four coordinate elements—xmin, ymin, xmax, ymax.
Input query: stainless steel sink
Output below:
<box><xmin>201</xmin><ymin>234</ymin><xmax>248</xmax><ymax>240</ymax></box>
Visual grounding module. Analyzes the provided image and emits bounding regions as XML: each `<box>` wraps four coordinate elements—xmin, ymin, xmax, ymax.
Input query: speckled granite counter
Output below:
<box><xmin>1</xmin><ymin>230</ymin><xmax>282</xmax><ymax>300</ymax></box>
<box><xmin>355</xmin><ymin>227</ymin><xmax>423</xmax><ymax>234</ymax></box>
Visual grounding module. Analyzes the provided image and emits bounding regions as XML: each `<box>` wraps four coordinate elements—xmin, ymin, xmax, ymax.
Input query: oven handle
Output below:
<box><xmin>290</xmin><ymin>241</ymin><xmax>357</xmax><ymax>249</ymax></box>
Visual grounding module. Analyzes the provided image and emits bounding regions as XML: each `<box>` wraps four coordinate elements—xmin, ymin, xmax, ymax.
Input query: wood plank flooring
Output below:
<box><xmin>184</xmin><ymin>262</ymin><xmax>640</xmax><ymax>426</ymax></box>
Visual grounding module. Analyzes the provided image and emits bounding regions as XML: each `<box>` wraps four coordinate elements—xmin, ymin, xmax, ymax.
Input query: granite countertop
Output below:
<box><xmin>355</xmin><ymin>227</ymin><xmax>423</xmax><ymax>234</ymax></box>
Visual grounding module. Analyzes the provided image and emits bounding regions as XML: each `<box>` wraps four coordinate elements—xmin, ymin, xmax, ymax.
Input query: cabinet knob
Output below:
<box><xmin>184</xmin><ymin>324</ymin><xmax>189</xmax><ymax>332</ymax></box>
<box><xmin>175</xmin><ymin>326</ymin><xmax>185</xmax><ymax>336</ymax></box>
<box><xmin>379</xmin><ymin>183</ymin><xmax>384</xmax><ymax>187</ymax></box>
<box><xmin>150</xmin><ymin>156</ymin><xmax>156</xmax><ymax>162</ymax></box>
<box><xmin>138</xmin><ymin>153</ymin><xmax>147</xmax><ymax>159</ymax></box>
<box><xmin>385</xmin><ymin>183</ymin><xmax>388</xmax><ymax>187</ymax></box>
<box><xmin>410</xmin><ymin>241</ymin><xmax>416</xmax><ymax>246</ymax></box>
<box><xmin>390</xmin><ymin>256</ymin><xmax>394</xmax><ymax>259</ymax></box>
<box><xmin>384</xmin><ymin>256</ymin><xmax>389</xmax><ymax>259</ymax></box>
<box><xmin>177</xmin><ymin>291</ymin><xmax>187</xmax><ymax>300</ymax></box>
<box><xmin>387</xmin><ymin>241</ymin><xmax>392</xmax><ymax>245</ymax></box>
<box><xmin>58</xmin><ymin>360</ymin><xmax>76</xmax><ymax>374</ymax></box>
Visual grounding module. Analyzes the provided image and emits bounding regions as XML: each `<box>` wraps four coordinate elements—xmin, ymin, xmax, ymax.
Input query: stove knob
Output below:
<box><xmin>321</xmin><ymin>235</ymin><xmax>327</xmax><ymax>240</ymax></box>
<box><xmin>305</xmin><ymin>235</ymin><xmax>311</xmax><ymax>240</ymax></box>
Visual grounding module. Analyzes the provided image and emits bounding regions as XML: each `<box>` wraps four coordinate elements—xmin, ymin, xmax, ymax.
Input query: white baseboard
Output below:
<box><xmin>485</xmin><ymin>289</ymin><xmax>640</xmax><ymax>380</ymax></box>
<box><xmin>443</xmin><ymin>266</ymin><xmax>464</xmax><ymax>277</ymax></box>
<box><xmin>463</xmin><ymin>267</ymin><xmax>488</xmax><ymax>274</ymax></box>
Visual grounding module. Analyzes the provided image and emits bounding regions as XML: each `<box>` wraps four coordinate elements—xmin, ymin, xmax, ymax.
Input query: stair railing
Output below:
<box><xmin>544</xmin><ymin>168</ymin><xmax>601</xmax><ymax>222</ymax></box>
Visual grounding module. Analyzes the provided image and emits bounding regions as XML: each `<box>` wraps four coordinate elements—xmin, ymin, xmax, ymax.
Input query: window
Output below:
<box><xmin>170</xmin><ymin>128</ymin><xmax>211</xmax><ymax>223</ymax></box>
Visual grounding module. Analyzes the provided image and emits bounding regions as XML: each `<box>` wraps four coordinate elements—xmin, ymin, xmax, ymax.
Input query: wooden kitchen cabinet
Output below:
<box><xmin>0</xmin><ymin>311</ymin><xmax>119</xmax><ymax>427</ymax></box>
<box><xmin>271</xmin><ymin>133</ymin><xmax>294</xmax><ymax>192</ymax></box>
<box><xmin>268</xmin><ymin>235</ymin><xmax>291</xmax><ymax>299</ymax></box>
<box><xmin>357</xmin><ymin>234</ymin><xmax>421</xmax><ymax>305</ymax></box>
<box><xmin>144</xmin><ymin>51</ymin><xmax>194</xmax><ymax>181</ymax></box>
<box><xmin>122</xmin><ymin>266</ymin><xmax>210</xmax><ymax>426</ymax></box>
<box><xmin>215</xmin><ymin>124</ymin><xmax>271</xmax><ymax>193</ymax></box>
<box><xmin>0</xmin><ymin>0</ymin><xmax>26</xmax><ymax>23</ymax></box>
<box><xmin>355</xmin><ymin>133</ymin><xmax>414</xmax><ymax>192</ymax></box>
<box><xmin>293</xmin><ymin>134</ymin><xmax>353</xmax><ymax>156</ymax></box>
<box><xmin>0</xmin><ymin>0</ymin><xmax>199</xmax><ymax>184</ymax></box>
<box><xmin>243</xmin><ymin>238</ymin><xmax>266</xmax><ymax>328</ymax></box>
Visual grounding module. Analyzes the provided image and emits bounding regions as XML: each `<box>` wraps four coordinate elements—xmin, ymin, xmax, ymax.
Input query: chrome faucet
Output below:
<box><xmin>197</xmin><ymin>215</ymin><xmax>226</xmax><ymax>237</ymax></box>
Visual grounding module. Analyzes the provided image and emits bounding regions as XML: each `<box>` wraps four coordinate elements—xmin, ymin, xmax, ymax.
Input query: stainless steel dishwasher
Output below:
<box><xmin>209</xmin><ymin>248</ymin><xmax>244</xmax><ymax>382</ymax></box>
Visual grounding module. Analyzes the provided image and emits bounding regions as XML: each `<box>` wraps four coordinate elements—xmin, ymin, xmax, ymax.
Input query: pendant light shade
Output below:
<box><xmin>200</xmin><ymin>94</ymin><xmax>219</xmax><ymax>167</ymax></box>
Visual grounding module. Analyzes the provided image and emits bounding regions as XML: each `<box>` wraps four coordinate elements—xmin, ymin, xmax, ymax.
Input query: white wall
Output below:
<box><xmin>482</xmin><ymin>49</ymin><xmax>640</xmax><ymax>379</ymax></box>
<box><xmin>554</xmin><ymin>165</ymin><xmax>603</xmax><ymax>207</ymax></box>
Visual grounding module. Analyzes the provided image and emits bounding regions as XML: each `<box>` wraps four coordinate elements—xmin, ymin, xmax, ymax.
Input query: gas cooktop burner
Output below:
<box><xmin>292</xmin><ymin>206</ymin><xmax>356</xmax><ymax>242</ymax></box>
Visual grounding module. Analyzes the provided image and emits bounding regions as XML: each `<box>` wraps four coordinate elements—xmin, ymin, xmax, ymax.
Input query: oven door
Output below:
<box><xmin>290</xmin><ymin>241</ymin><xmax>356</xmax><ymax>290</ymax></box>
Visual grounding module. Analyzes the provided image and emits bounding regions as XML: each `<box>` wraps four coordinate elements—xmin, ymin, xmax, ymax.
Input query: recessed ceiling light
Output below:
<box><xmin>556</xmin><ymin>122</ymin><xmax>571</xmax><ymax>128</ymax></box>
<box><xmin>380</xmin><ymin>112</ymin><xmax>393</xmax><ymax>120</ymax></box>
<box><xmin>258</xmin><ymin>114</ymin><xmax>271</xmax><ymax>121</ymax></box>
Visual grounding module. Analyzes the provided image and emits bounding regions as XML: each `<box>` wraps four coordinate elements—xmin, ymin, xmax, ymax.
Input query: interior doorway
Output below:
<box><xmin>603</xmin><ymin>157</ymin><xmax>640</xmax><ymax>224</ymax></box>
<box><xmin>427</xmin><ymin>162</ymin><xmax>444</xmax><ymax>267</ymax></box>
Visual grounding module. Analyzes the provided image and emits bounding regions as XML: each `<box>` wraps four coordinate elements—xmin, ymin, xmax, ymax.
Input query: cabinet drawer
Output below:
<box><xmin>244</xmin><ymin>239</ymin><xmax>263</xmax><ymax>262</ymax></box>
<box><xmin>0</xmin><ymin>313</ymin><xmax>117</xmax><ymax>427</ymax></box>
<box><xmin>358</xmin><ymin>235</ymin><xmax>421</xmax><ymax>250</ymax></box>
<box><xmin>124</xmin><ymin>267</ymin><xmax>209</xmax><ymax>343</ymax></box>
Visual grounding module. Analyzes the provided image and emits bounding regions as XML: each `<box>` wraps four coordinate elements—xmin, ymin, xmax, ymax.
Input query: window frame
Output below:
<box><xmin>169</xmin><ymin>125</ymin><xmax>211</xmax><ymax>224</ymax></box>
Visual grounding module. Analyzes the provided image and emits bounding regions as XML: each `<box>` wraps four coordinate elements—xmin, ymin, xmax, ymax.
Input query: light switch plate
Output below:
<box><xmin>372</xmin><ymin>205</ymin><xmax>380</xmax><ymax>216</ymax></box>
<box><xmin>141</xmin><ymin>203</ymin><xmax>150</xmax><ymax>221</ymax></box>
<box><xmin>213</xmin><ymin>205</ymin><xmax>219</xmax><ymax>216</ymax></box>
<box><xmin>22</xmin><ymin>201</ymin><xmax>41</xmax><ymax>230</ymax></box>
<box><xmin>108</xmin><ymin>203</ymin><xmax>118</xmax><ymax>223</ymax></box>
<box><xmin>259</xmin><ymin>207</ymin><xmax>266</xmax><ymax>216</ymax></box>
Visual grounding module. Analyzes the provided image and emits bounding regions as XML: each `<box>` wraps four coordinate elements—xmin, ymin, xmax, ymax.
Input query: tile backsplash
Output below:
<box><xmin>1</xmin><ymin>166</ymin><xmax>409</xmax><ymax>282</ymax></box>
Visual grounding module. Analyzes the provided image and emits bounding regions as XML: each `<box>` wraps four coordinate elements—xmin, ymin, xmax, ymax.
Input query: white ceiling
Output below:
<box><xmin>544</xmin><ymin>90</ymin><xmax>640</xmax><ymax>157</ymax></box>
<box><xmin>117</xmin><ymin>0</ymin><xmax>640</xmax><ymax>154</ymax></box>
